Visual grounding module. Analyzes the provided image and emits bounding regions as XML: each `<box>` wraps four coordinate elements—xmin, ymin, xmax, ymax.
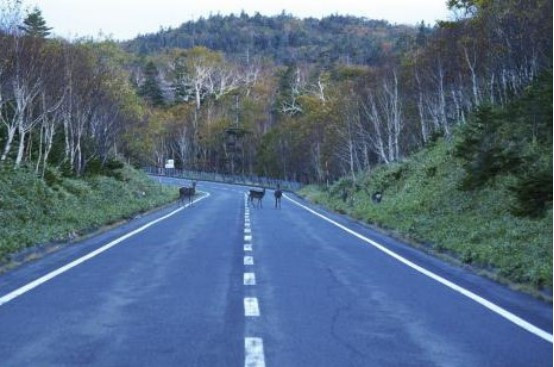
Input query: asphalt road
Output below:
<box><xmin>0</xmin><ymin>177</ymin><xmax>551</xmax><ymax>366</ymax></box>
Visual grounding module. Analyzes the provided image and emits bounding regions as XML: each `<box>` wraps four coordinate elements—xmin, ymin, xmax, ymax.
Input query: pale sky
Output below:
<box><xmin>28</xmin><ymin>0</ymin><xmax>452</xmax><ymax>41</ymax></box>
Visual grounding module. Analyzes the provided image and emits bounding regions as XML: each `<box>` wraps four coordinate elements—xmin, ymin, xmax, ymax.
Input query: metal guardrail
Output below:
<box><xmin>143</xmin><ymin>167</ymin><xmax>303</xmax><ymax>191</ymax></box>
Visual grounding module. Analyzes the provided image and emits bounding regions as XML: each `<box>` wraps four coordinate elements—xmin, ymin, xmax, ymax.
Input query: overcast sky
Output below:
<box><xmin>28</xmin><ymin>0</ymin><xmax>452</xmax><ymax>41</ymax></box>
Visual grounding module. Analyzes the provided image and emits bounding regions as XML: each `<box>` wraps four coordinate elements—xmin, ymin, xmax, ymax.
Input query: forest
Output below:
<box><xmin>125</xmin><ymin>0</ymin><xmax>551</xmax><ymax>186</ymax></box>
<box><xmin>123</xmin><ymin>12</ymin><xmax>419</xmax><ymax>65</ymax></box>
<box><xmin>0</xmin><ymin>0</ymin><xmax>551</xmax><ymax>195</ymax></box>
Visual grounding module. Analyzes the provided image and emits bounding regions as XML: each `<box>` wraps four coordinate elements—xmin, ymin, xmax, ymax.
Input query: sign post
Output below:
<box><xmin>165</xmin><ymin>159</ymin><xmax>175</xmax><ymax>175</ymax></box>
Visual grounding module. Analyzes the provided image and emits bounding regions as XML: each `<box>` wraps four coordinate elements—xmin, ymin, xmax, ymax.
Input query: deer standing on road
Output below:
<box><xmin>249</xmin><ymin>188</ymin><xmax>266</xmax><ymax>208</ymax></box>
<box><xmin>274</xmin><ymin>185</ymin><xmax>282</xmax><ymax>209</ymax></box>
<box><xmin>179</xmin><ymin>181</ymin><xmax>196</xmax><ymax>205</ymax></box>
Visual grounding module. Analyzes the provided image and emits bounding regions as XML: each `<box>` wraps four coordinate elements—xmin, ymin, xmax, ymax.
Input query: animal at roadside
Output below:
<box><xmin>249</xmin><ymin>187</ymin><xmax>266</xmax><ymax>208</ymax></box>
<box><xmin>179</xmin><ymin>181</ymin><xmax>197</xmax><ymax>205</ymax></box>
<box><xmin>274</xmin><ymin>185</ymin><xmax>283</xmax><ymax>209</ymax></box>
<box><xmin>371</xmin><ymin>191</ymin><xmax>383</xmax><ymax>204</ymax></box>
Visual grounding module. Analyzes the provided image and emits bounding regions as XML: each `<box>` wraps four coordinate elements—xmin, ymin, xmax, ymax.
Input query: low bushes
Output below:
<box><xmin>0</xmin><ymin>164</ymin><xmax>177</xmax><ymax>261</ymax></box>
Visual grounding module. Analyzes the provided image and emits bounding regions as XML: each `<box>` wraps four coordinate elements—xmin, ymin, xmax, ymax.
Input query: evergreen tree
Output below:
<box><xmin>172</xmin><ymin>58</ymin><xmax>194</xmax><ymax>103</ymax></box>
<box><xmin>19</xmin><ymin>7</ymin><xmax>52</xmax><ymax>38</ymax></box>
<box><xmin>139</xmin><ymin>61</ymin><xmax>165</xmax><ymax>107</ymax></box>
<box><xmin>415</xmin><ymin>21</ymin><xmax>428</xmax><ymax>47</ymax></box>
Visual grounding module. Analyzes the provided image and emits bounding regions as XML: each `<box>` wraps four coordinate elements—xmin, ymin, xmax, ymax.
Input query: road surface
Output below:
<box><xmin>0</xmin><ymin>178</ymin><xmax>551</xmax><ymax>366</ymax></box>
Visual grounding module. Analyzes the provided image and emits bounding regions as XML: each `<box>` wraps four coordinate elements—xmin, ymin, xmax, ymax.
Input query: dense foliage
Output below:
<box><xmin>124</xmin><ymin>13</ymin><xmax>418</xmax><ymax>65</ymax></box>
<box><xmin>0</xmin><ymin>164</ymin><xmax>177</xmax><ymax>261</ymax></box>
<box><xmin>0</xmin><ymin>3</ymin><xmax>176</xmax><ymax>260</ymax></box>
<box><xmin>455</xmin><ymin>72</ymin><xmax>552</xmax><ymax>217</ymax></box>
<box><xmin>120</xmin><ymin>0</ymin><xmax>552</xmax><ymax>189</ymax></box>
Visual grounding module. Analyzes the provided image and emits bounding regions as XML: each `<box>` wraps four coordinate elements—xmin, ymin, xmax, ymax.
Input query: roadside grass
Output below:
<box><xmin>0</xmin><ymin>164</ymin><xmax>178</xmax><ymax>261</ymax></box>
<box><xmin>299</xmin><ymin>139</ymin><xmax>552</xmax><ymax>292</ymax></box>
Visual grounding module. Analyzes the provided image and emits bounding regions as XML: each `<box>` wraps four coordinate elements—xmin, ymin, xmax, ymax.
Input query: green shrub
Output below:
<box><xmin>0</xmin><ymin>164</ymin><xmax>177</xmax><ymax>260</ymax></box>
<box><xmin>43</xmin><ymin>167</ymin><xmax>63</xmax><ymax>187</ymax></box>
<box><xmin>509</xmin><ymin>168</ymin><xmax>553</xmax><ymax>217</ymax></box>
<box><xmin>455</xmin><ymin>72</ymin><xmax>552</xmax><ymax>217</ymax></box>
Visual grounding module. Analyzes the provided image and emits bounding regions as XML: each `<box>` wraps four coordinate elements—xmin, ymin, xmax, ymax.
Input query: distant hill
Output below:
<box><xmin>122</xmin><ymin>13</ymin><xmax>420</xmax><ymax>65</ymax></box>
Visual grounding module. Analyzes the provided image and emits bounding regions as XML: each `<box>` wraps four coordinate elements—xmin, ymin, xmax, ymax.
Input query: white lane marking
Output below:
<box><xmin>245</xmin><ymin>222</ymin><xmax>251</xmax><ymax>228</ymax></box>
<box><xmin>244</xmin><ymin>244</ymin><xmax>253</xmax><ymax>252</ymax></box>
<box><xmin>0</xmin><ymin>192</ymin><xmax>212</xmax><ymax>307</ymax></box>
<box><xmin>244</xmin><ymin>235</ymin><xmax>252</xmax><ymax>242</ymax></box>
<box><xmin>244</xmin><ymin>297</ymin><xmax>260</xmax><ymax>316</ymax></box>
<box><xmin>283</xmin><ymin>194</ymin><xmax>553</xmax><ymax>343</ymax></box>
<box><xmin>244</xmin><ymin>272</ymin><xmax>256</xmax><ymax>285</ymax></box>
<box><xmin>244</xmin><ymin>256</ymin><xmax>254</xmax><ymax>265</ymax></box>
<box><xmin>245</xmin><ymin>337</ymin><xmax>266</xmax><ymax>367</ymax></box>
<box><xmin>244</xmin><ymin>228</ymin><xmax>251</xmax><ymax>234</ymax></box>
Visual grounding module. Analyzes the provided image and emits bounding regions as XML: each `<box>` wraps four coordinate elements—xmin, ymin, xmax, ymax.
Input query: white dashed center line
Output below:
<box><xmin>244</xmin><ymin>297</ymin><xmax>260</xmax><ymax>316</ymax></box>
<box><xmin>244</xmin><ymin>272</ymin><xmax>256</xmax><ymax>285</ymax></box>
<box><xmin>243</xmin><ymin>195</ymin><xmax>266</xmax><ymax>366</ymax></box>
<box><xmin>245</xmin><ymin>337</ymin><xmax>266</xmax><ymax>367</ymax></box>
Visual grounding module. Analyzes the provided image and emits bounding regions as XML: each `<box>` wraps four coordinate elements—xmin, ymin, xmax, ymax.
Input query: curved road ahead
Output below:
<box><xmin>0</xmin><ymin>178</ymin><xmax>551</xmax><ymax>366</ymax></box>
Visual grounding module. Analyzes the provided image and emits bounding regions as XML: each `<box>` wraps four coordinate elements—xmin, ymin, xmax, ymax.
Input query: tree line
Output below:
<box><xmin>0</xmin><ymin>3</ymin><xmax>147</xmax><ymax>177</ymax></box>
<box><xmin>124</xmin><ymin>12</ymin><xmax>417</xmax><ymax>66</ymax></box>
<box><xmin>127</xmin><ymin>0</ymin><xmax>551</xmax><ymax>184</ymax></box>
<box><xmin>0</xmin><ymin>0</ymin><xmax>551</xmax><ymax>188</ymax></box>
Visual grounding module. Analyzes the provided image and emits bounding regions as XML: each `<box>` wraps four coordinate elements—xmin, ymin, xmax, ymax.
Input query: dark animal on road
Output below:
<box><xmin>249</xmin><ymin>188</ymin><xmax>266</xmax><ymax>208</ymax></box>
<box><xmin>179</xmin><ymin>181</ymin><xmax>197</xmax><ymax>205</ymax></box>
<box><xmin>274</xmin><ymin>185</ymin><xmax>283</xmax><ymax>209</ymax></box>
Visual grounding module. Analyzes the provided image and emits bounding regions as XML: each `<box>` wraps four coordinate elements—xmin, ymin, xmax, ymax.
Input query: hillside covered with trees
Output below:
<box><xmin>122</xmin><ymin>0</ymin><xmax>551</xmax><ymax>185</ymax></box>
<box><xmin>124</xmin><ymin>13</ymin><xmax>419</xmax><ymax>65</ymax></box>
<box><xmin>0</xmin><ymin>3</ymin><xmax>177</xmax><ymax>260</ymax></box>
<box><xmin>301</xmin><ymin>73</ymin><xmax>552</xmax><ymax>291</ymax></box>
<box><xmin>2</xmin><ymin>0</ymin><xmax>549</xmax><ymax>185</ymax></box>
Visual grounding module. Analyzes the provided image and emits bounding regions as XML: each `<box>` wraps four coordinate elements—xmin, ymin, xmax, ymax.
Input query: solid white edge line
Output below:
<box><xmin>244</xmin><ymin>297</ymin><xmax>260</xmax><ymax>316</ymax></box>
<box><xmin>245</xmin><ymin>337</ymin><xmax>265</xmax><ymax>367</ymax></box>
<box><xmin>0</xmin><ymin>192</ymin><xmax>211</xmax><ymax>307</ymax></box>
<box><xmin>283</xmin><ymin>193</ymin><xmax>553</xmax><ymax>343</ymax></box>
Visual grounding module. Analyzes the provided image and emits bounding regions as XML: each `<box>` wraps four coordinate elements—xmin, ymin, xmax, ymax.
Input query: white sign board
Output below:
<box><xmin>165</xmin><ymin>159</ymin><xmax>174</xmax><ymax>169</ymax></box>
